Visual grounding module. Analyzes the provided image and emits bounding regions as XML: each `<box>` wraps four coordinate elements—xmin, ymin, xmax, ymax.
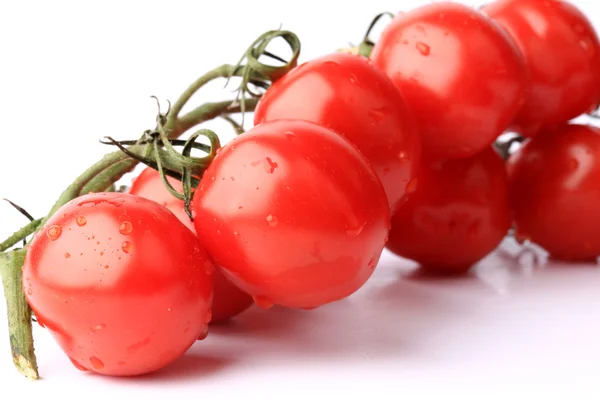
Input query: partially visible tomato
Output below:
<box><xmin>129</xmin><ymin>167</ymin><xmax>253</xmax><ymax>322</ymax></box>
<box><xmin>254</xmin><ymin>52</ymin><xmax>420</xmax><ymax>209</ymax></box>
<box><xmin>387</xmin><ymin>148</ymin><xmax>511</xmax><ymax>273</ymax></box>
<box><xmin>370</xmin><ymin>2</ymin><xmax>527</xmax><ymax>160</ymax></box>
<box><xmin>22</xmin><ymin>192</ymin><xmax>213</xmax><ymax>376</ymax></box>
<box><xmin>192</xmin><ymin>119</ymin><xmax>390</xmax><ymax>309</ymax></box>
<box><xmin>508</xmin><ymin>124</ymin><xmax>600</xmax><ymax>261</ymax></box>
<box><xmin>483</xmin><ymin>0</ymin><xmax>600</xmax><ymax>137</ymax></box>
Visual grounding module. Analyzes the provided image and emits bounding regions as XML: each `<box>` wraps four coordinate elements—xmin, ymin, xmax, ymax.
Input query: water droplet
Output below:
<box><xmin>416</xmin><ymin>25</ymin><xmax>425</xmax><ymax>33</ymax></box>
<box><xmin>197</xmin><ymin>326</ymin><xmax>209</xmax><ymax>341</ymax></box>
<box><xmin>69</xmin><ymin>357</ymin><xmax>89</xmax><ymax>372</ymax></box>
<box><xmin>204</xmin><ymin>310</ymin><xmax>212</xmax><ymax>324</ymax></box>
<box><xmin>266</xmin><ymin>214</ymin><xmax>278</xmax><ymax>227</ymax></box>
<box><xmin>27</xmin><ymin>287</ymin><xmax>32</xmax><ymax>295</ymax></box>
<box><xmin>402</xmin><ymin>39</ymin><xmax>409</xmax><ymax>45</ymax></box>
<box><xmin>580</xmin><ymin>39</ymin><xmax>589</xmax><ymax>50</ymax></box>
<box><xmin>368</xmin><ymin>106</ymin><xmax>390</xmax><ymax>124</ymax></box>
<box><xmin>346</xmin><ymin>222</ymin><xmax>366</xmax><ymax>237</ymax></box>
<box><xmin>99</xmin><ymin>251</ymin><xmax>104</xmax><ymax>256</ymax></box>
<box><xmin>47</xmin><ymin>225</ymin><xmax>62</xmax><ymax>241</ymax></box>
<box><xmin>90</xmin><ymin>323</ymin><xmax>106</xmax><ymax>331</ymax></box>
<box><xmin>64</xmin><ymin>253</ymin><xmax>71</xmax><ymax>259</ymax></box>
<box><xmin>568</xmin><ymin>158</ymin><xmax>579</xmax><ymax>171</ymax></box>
<box><xmin>233</xmin><ymin>231</ymin><xmax>239</xmax><ymax>236</ymax></box>
<box><xmin>416</xmin><ymin>42</ymin><xmax>430</xmax><ymax>56</ymax></box>
<box><xmin>121</xmin><ymin>241</ymin><xmax>132</xmax><ymax>253</ymax></box>
<box><xmin>368</xmin><ymin>257</ymin><xmax>377</xmax><ymax>270</ymax></box>
<box><xmin>253</xmin><ymin>296</ymin><xmax>274</xmax><ymax>309</ymax></box>
<box><xmin>349</xmin><ymin>73</ymin><xmax>359</xmax><ymax>84</ymax></box>
<box><xmin>238</xmin><ymin>205</ymin><xmax>243</xmax><ymax>210</ymax></box>
<box><xmin>284</xmin><ymin>131</ymin><xmax>295</xmax><ymax>139</ymax></box>
<box><xmin>398</xmin><ymin>151</ymin><xmax>408</xmax><ymax>161</ymax></box>
<box><xmin>406</xmin><ymin>178</ymin><xmax>419</xmax><ymax>194</ymax></box>
<box><xmin>104</xmin><ymin>265</ymin><xmax>110</xmax><ymax>269</ymax></box>
<box><xmin>119</xmin><ymin>221</ymin><xmax>133</xmax><ymax>235</ymax></box>
<box><xmin>76</xmin><ymin>216</ymin><xmax>87</xmax><ymax>226</ymax></box>
<box><xmin>323</xmin><ymin>60</ymin><xmax>340</xmax><ymax>68</ymax></box>
<box><xmin>167</xmin><ymin>308</ymin><xmax>172</xmax><ymax>312</ymax></box>
<box><xmin>89</xmin><ymin>356</ymin><xmax>104</xmax><ymax>370</ymax></box>
<box><xmin>205</xmin><ymin>260</ymin><xmax>214</xmax><ymax>275</ymax></box>
<box><xmin>264</xmin><ymin>157</ymin><xmax>278</xmax><ymax>173</ymax></box>
<box><xmin>230</xmin><ymin>176</ymin><xmax>235</xmax><ymax>181</ymax></box>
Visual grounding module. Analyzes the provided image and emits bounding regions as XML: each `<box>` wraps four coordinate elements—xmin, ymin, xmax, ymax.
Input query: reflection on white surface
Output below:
<box><xmin>3</xmin><ymin>241</ymin><xmax>600</xmax><ymax>397</ymax></box>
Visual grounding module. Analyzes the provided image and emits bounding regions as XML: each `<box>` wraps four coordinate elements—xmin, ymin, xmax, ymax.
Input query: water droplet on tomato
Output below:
<box><xmin>89</xmin><ymin>356</ymin><xmax>104</xmax><ymax>371</ymax></box>
<box><xmin>230</xmin><ymin>176</ymin><xmax>235</xmax><ymax>181</ymax></box>
<box><xmin>47</xmin><ymin>225</ymin><xmax>62</xmax><ymax>241</ymax></box>
<box><xmin>104</xmin><ymin>265</ymin><xmax>110</xmax><ymax>269</ymax></box>
<box><xmin>346</xmin><ymin>222</ymin><xmax>366</xmax><ymax>237</ymax></box>
<box><xmin>76</xmin><ymin>216</ymin><xmax>87</xmax><ymax>226</ymax></box>
<box><xmin>27</xmin><ymin>287</ymin><xmax>32</xmax><ymax>295</ymax></box>
<box><xmin>121</xmin><ymin>241</ymin><xmax>132</xmax><ymax>253</ymax></box>
<box><xmin>197</xmin><ymin>326</ymin><xmax>209</xmax><ymax>341</ymax></box>
<box><xmin>90</xmin><ymin>323</ymin><xmax>106</xmax><ymax>331</ymax></box>
<box><xmin>415</xmin><ymin>24</ymin><xmax>425</xmax><ymax>33</ymax></box>
<box><xmin>69</xmin><ymin>357</ymin><xmax>89</xmax><ymax>372</ymax></box>
<box><xmin>264</xmin><ymin>157</ymin><xmax>278</xmax><ymax>174</ymax></box>
<box><xmin>416</xmin><ymin>42</ymin><xmax>430</xmax><ymax>56</ymax></box>
<box><xmin>119</xmin><ymin>221</ymin><xmax>133</xmax><ymax>235</ymax></box>
<box><xmin>402</xmin><ymin>39</ymin><xmax>409</xmax><ymax>45</ymax></box>
<box><xmin>233</xmin><ymin>231</ymin><xmax>239</xmax><ymax>236</ymax></box>
<box><xmin>99</xmin><ymin>251</ymin><xmax>104</xmax><ymax>256</ymax></box>
<box><xmin>253</xmin><ymin>296</ymin><xmax>274</xmax><ymax>309</ymax></box>
<box><xmin>368</xmin><ymin>106</ymin><xmax>390</xmax><ymax>124</ymax></box>
<box><xmin>348</xmin><ymin>73</ymin><xmax>359</xmax><ymax>85</ymax></box>
<box><xmin>205</xmin><ymin>260</ymin><xmax>214</xmax><ymax>275</ymax></box>
<box><xmin>398</xmin><ymin>151</ymin><xmax>408</xmax><ymax>161</ymax></box>
<box><xmin>64</xmin><ymin>253</ymin><xmax>71</xmax><ymax>259</ymax></box>
<box><xmin>368</xmin><ymin>257</ymin><xmax>377</xmax><ymax>270</ymax></box>
<box><xmin>204</xmin><ymin>309</ymin><xmax>212</xmax><ymax>324</ymax></box>
<box><xmin>238</xmin><ymin>205</ymin><xmax>243</xmax><ymax>210</ymax></box>
<box><xmin>568</xmin><ymin>158</ymin><xmax>579</xmax><ymax>171</ymax></box>
<box><xmin>406</xmin><ymin>178</ymin><xmax>418</xmax><ymax>194</ymax></box>
<box><xmin>284</xmin><ymin>131</ymin><xmax>295</xmax><ymax>138</ymax></box>
<box><xmin>266</xmin><ymin>214</ymin><xmax>278</xmax><ymax>227</ymax></box>
<box><xmin>322</xmin><ymin>60</ymin><xmax>340</xmax><ymax>68</ymax></box>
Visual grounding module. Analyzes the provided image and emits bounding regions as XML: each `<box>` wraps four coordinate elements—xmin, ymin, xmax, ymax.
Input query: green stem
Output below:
<box><xmin>176</xmin><ymin>98</ymin><xmax>260</xmax><ymax>134</ymax></box>
<box><xmin>0</xmin><ymin>250</ymin><xmax>38</xmax><ymax>380</ymax></box>
<box><xmin>164</xmin><ymin>64</ymin><xmax>237</xmax><ymax>134</ymax></box>
<box><xmin>0</xmin><ymin>220</ymin><xmax>43</xmax><ymax>253</ymax></box>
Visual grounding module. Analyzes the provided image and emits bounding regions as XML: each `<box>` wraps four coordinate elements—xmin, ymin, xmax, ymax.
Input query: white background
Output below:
<box><xmin>1</xmin><ymin>0</ymin><xmax>600</xmax><ymax>398</ymax></box>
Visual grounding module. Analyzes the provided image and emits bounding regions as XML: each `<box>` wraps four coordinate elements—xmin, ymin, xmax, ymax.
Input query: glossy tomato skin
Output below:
<box><xmin>192</xmin><ymin>120</ymin><xmax>390</xmax><ymax>309</ymax></box>
<box><xmin>129</xmin><ymin>167</ymin><xmax>253</xmax><ymax>322</ymax></box>
<box><xmin>508</xmin><ymin>124</ymin><xmax>600</xmax><ymax>261</ymax></box>
<box><xmin>387</xmin><ymin>148</ymin><xmax>511</xmax><ymax>273</ymax></box>
<box><xmin>254</xmin><ymin>52</ymin><xmax>420</xmax><ymax>209</ymax></box>
<box><xmin>23</xmin><ymin>193</ymin><xmax>213</xmax><ymax>376</ymax></box>
<box><xmin>371</xmin><ymin>3</ymin><xmax>527</xmax><ymax>160</ymax></box>
<box><xmin>483</xmin><ymin>0</ymin><xmax>600</xmax><ymax>137</ymax></box>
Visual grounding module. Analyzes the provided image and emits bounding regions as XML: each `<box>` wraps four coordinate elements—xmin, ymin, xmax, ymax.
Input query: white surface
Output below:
<box><xmin>2</xmin><ymin>0</ymin><xmax>600</xmax><ymax>398</ymax></box>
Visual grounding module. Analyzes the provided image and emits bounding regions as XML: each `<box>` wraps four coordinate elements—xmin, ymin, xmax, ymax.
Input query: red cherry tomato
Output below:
<box><xmin>483</xmin><ymin>0</ymin><xmax>600</xmax><ymax>137</ymax></box>
<box><xmin>254</xmin><ymin>52</ymin><xmax>420</xmax><ymax>209</ymax></box>
<box><xmin>370</xmin><ymin>3</ymin><xmax>527</xmax><ymax>160</ymax></box>
<box><xmin>22</xmin><ymin>193</ymin><xmax>213</xmax><ymax>376</ymax></box>
<box><xmin>508</xmin><ymin>124</ymin><xmax>600</xmax><ymax>261</ymax></box>
<box><xmin>192</xmin><ymin>120</ymin><xmax>390</xmax><ymax>309</ymax></box>
<box><xmin>387</xmin><ymin>148</ymin><xmax>511</xmax><ymax>273</ymax></box>
<box><xmin>129</xmin><ymin>167</ymin><xmax>253</xmax><ymax>322</ymax></box>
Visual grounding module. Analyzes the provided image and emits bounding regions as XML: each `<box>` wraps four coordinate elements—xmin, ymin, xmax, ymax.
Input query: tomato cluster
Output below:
<box><xmin>18</xmin><ymin>0</ymin><xmax>600</xmax><ymax>377</ymax></box>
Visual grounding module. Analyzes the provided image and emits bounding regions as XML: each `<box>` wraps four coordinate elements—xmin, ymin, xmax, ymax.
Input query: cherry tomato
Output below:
<box><xmin>508</xmin><ymin>124</ymin><xmax>600</xmax><ymax>261</ymax></box>
<box><xmin>23</xmin><ymin>192</ymin><xmax>213</xmax><ymax>376</ymax></box>
<box><xmin>254</xmin><ymin>52</ymin><xmax>420</xmax><ymax>209</ymax></box>
<box><xmin>483</xmin><ymin>0</ymin><xmax>600</xmax><ymax>137</ymax></box>
<box><xmin>387</xmin><ymin>148</ymin><xmax>511</xmax><ymax>273</ymax></box>
<box><xmin>192</xmin><ymin>119</ymin><xmax>390</xmax><ymax>309</ymax></box>
<box><xmin>129</xmin><ymin>167</ymin><xmax>253</xmax><ymax>322</ymax></box>
<box><xmin>370</xmin><ymin>3</ymin><xmax>527</xmax><ymax>160</ymax></box>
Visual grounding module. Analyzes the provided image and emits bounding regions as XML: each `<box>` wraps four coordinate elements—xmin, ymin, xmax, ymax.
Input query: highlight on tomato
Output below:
<box><xmin>508</xmin><ymin>124</ymin><xmax>600</xmax><ymax>261</ymax></box>
<box><xmin>370</xmin><ymin>2</ymin><xmax>528</xmax><ymax>160</ymax></box>
<box><xmin>129</xmin><ymin>167</ymin><xmax>254</xmax><ymax>322</ymax></box>
<box><xmin>254</xmin><ymin>52</ymin><xmax>420</xmax><ymax>209</ymax></box>
<box><xmin>192</xmin><ymin>119</ymin><xmax>391</xmax><ymax>310</ymax></box>
<box><xmin>22</xmin><ymin>192</ymin><xmax>214</xmax><ymax>376</ymax></box>
<box><xmin>483</xmin><ymin>0</ymin><xmax>600</xmax><ymax>138</ymax></box>
<box><xmin>386</xmin><ymin>147</ymin><xmax>511</xmax><ymax>274</ymax></box>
